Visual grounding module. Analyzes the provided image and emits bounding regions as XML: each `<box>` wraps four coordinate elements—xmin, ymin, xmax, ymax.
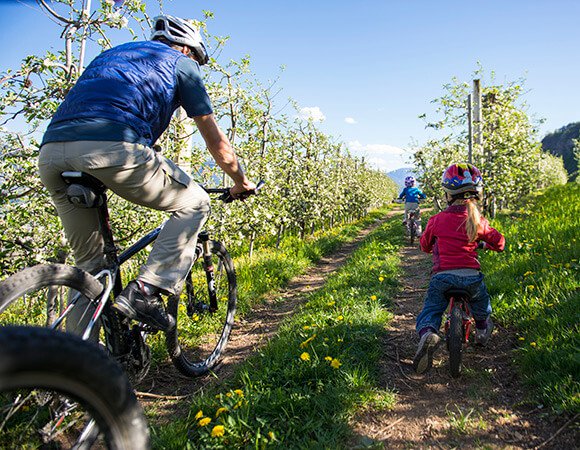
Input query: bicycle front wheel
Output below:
<box><xmin>448</xmin><ymin>306</ymin><xmax>464</xmax><ymax>378</ymax></box>
<box><xmin>0</xmin><ymin>326</ymin><xmax>149</xmax><ymax>449</ymax></box>
<box><xmin>166</xmin><ymin>240</ymin><xmax>237</xmax><ymax>377</ymax></box>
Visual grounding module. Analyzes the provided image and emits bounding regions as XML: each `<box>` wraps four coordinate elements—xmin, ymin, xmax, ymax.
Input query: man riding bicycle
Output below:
<box><xmin>38</xmin><ymin>15</ymin><xmax>255</xmax><ymax>332</ymax></box>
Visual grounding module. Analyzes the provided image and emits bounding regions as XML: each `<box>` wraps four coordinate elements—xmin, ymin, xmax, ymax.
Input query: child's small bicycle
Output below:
<box><xmin>443</xmin><ymin>288</ymin><xmax>474</xmax><ymax>378</ymax></box>
<box><xmin>393</xmin><ymin>199</ymin><xmax>422</xmax><ymax>244</ymax></box>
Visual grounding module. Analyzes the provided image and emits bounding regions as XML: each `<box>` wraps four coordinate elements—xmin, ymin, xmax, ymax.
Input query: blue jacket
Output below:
<box><xmin>49</xmin><ymin>41</ymin><xmax>186</xmax><ymax>146</ymax></box>
<box><xmin>398</xmin><ymin>186</ymin><xmax>426</xmax><ymax>203</ymax></box>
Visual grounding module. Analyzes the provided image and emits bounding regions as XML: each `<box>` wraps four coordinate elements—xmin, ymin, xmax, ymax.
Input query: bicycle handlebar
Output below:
<box><xmin>202</xmin><ymin>180</ymin><xmax>266</xmax><ymax>203</ymax></box>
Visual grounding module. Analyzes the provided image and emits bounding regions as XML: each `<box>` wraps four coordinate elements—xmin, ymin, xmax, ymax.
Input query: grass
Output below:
<box><xmin>480</xmin><ymin>183</ymin><xmax>580</xmax><ymax>414</ymax></box>
<box><xmin>150</xmin><ymin>215</ymin><xmax>403</xmax><ymax>448</ymax></box>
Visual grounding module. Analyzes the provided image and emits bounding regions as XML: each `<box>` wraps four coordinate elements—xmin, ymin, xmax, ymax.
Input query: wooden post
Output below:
<box><xmin>473</xmin><ymin>79</ymin><xmax>482</xmax><ymax>159</ymax></box>
<box><xmin>467</xmin><ymin>93</ymin><xmax>473</xmax><ymax>164</ymax></box>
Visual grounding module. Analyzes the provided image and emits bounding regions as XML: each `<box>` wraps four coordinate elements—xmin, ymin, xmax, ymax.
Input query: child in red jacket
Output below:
<box><xmin>413</xmin><ymin>163</ymin><xmax>505</xmax><ymax>374</ymax></box>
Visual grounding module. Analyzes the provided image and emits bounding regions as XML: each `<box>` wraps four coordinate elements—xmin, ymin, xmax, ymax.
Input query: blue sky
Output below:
<box><xmin>1</xmin><ymin>0</ymin><xmax>579</xmax><ymax>171</ymax></box>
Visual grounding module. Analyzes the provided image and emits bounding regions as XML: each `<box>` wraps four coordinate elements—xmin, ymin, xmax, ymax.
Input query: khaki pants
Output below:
<box><xmin>38</xmin><ymin>141</ymin><xmax>210</xmax><ymax>295</ymax></box>
<box><xmin>404</xmin><ymin>202</ymin><xmax>420</xmax><ymax>222</ymax></box>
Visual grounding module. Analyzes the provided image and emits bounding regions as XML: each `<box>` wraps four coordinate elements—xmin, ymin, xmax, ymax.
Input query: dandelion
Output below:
<box><xmin>330</xmin><ymin>358</ymin><xmax>342</xmax><ymax>369</ymax></box>
<box><xmin>268</xmin><ymin>431</ymin><xmax>276</xmax><ymax>440</ymax></box>
<box><xmin>198</xmin><ymin>417</ymin><xmax>211</xmax><ymax>427</ymax></box>
<box><xmin>211</xmin><ymin>425</ymin><xmax>225</xmax><ymax>437</ymax></box>
<box><xmin>337</xmin><ymin>337</ymin><xmax>343</xmax><ymax>342</ymax></box>
<box><xmin>523</xmin><ymin>271</ymin><xmax>534</xmax><ymax>277</ymax></box>
<box><xmin>379</xmin><ymin>276</ymin><xmax>384</xmax><ymax>282</ymax></box>
<box><xmin>192</xmin><ymin>313</ymin><xmax>199</xmax><ymax>322</ymax></box>
<box><xmin>233</xmin><ymin>400</ymin><xmax>243</xmax><ymax>409</ymax></box>
<box><xmin>303</xmin><ymin>325</ymin><xmax>311</xmax><ymax>330</ymax></box>
<box><xmin>225</xmin><ymin>392</ymin><xmax>232</xmax><ymax>398</ymax></box>
<box><xmin>194</xmin><ymin>410</ymin><xmax>204</xmax><ymax>420</ymax></box>
<box><xmin>300</xmin><ymin>352</ymin><xmax>310</xmax><ymax>361</ymax></box>
<box><xmin>327</xmin><ymin>301</ymin><xmax>336</xmax><ymax>307</ymax></box>
<box><xmin>337</xmin><ymin>315</ymin><xmax>344</xmax><ymax>321</ymax></box>
<box><xmin>530</xmin><ymin>342</ymin><xmax>537</xmax><ymax>347</ymax></box>
<box><xmin>300</xmin><ymin>334</ymin><xmax>317</xmax><ymax>348</ymax></box>
<box><xmin>518</xmin><ymin>337</ymin><xmax>525</xmax><ymax>341</ymax></box>
<box><xmin>215</xmin><ymin>407</ymin><xmax>228</xmax><ymax>417</ymax></box>
<box><xmin>325</xmin><ymin>356</ymin><xmax>333</xmax><ymax>361</ymax></box>
<box><xmin>234</xmin><ymin>389</ymin><xmax>244</xmax><ymax>397</ymax></box>
<box><xmin>370</xmin><ymin>295</ymin><xmax>377</xmax><ymax>301</ymax></box>
<box><xmin>526</xmin><ymin>285</ymin><xmax>535</xmax><ymax>290</ymax></box>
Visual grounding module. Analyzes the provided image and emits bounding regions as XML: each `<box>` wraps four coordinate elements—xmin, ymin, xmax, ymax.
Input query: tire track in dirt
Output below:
<box><xmin>351</xmin><ymin>226</ymin><xmax>578</xmax><ymax>449</ymax></box>
<box><xmin>139</xmin><ymin>212</ymin><xmax>399</xmax><ymax>425</ymax></box>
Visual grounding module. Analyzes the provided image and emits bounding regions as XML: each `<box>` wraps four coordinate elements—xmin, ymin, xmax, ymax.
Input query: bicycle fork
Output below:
<box><xmin>199</xmin><ymin>231</ymin><xmax>218</xmax><ymax>313</ymax></box>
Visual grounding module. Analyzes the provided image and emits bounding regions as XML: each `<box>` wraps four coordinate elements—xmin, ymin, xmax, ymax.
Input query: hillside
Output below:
<box><xmin>541</xmin><ymin>122</ymin><xmax>579</xmax><ymax>180</ymax></box>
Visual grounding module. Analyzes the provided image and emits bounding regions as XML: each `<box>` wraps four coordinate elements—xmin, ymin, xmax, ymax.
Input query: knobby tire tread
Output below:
<box><xmin>0</xmin><ymin>326</ymin><xmax>149</xmax><ymax>449</ymax></box>
<box><xmin>448</xmin><ymin>306</ymin><xmax>463</xmax><ymax>378</ymax></box>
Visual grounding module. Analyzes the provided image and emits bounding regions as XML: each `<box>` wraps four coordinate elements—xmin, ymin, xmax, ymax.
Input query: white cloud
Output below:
<box><xmin>344</xmin><ymin>117</ymin><xmax>357</xmax><ymax>124</ymax></box>
<box><xmin>346</xmin><ymin>140</ymin><xmax>409</xmax><ymax>172</ymax></box>
<box><xmin>298</xmin><ymin>106</ymin><xmax>326</xmax><ymax>122</ymax></box>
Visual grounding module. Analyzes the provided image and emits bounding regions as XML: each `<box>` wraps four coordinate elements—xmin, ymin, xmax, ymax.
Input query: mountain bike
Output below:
<box><xmin>393</xmin><ymin>199</ymin><xmax>422</xmax><ymax>244</ymax></box>
<box><xmin>443</xmin><ymin>288</ymin><xmax>474</xmax><ymax>378</ymax></box>
<box><xmin>0</xmin><ymin>325</ymin><xmax>149</xmax><ymax>449</ymax></box>
<box><xmin>0</xmin><ymin>171</ymin><xmax>263</xmax><ymax>383</ymax></box>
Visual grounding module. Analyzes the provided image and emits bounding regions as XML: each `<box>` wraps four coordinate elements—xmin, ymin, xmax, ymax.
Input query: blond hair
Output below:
<box><xmin>464</xmin><ymin>199</ymin><xmax>481</xmax><ymax>242</ymax></box>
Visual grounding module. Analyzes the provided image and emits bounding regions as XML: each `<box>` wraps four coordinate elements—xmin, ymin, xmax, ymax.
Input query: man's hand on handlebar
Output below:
<box><xmin>220</xmin><ymin>180</ymin><xmax>265</xmax><ymax>203</ymax></box>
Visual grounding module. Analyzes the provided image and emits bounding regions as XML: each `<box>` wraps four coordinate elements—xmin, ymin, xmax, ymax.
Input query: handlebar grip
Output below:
<box><xmin>220</xmin><ymin>180</ymin><xmax>266</xmax><ymax>203</ymax></box>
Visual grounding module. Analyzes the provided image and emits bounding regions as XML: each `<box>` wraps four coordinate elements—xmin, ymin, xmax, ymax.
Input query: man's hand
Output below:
<box><xmin>230</xmin><ymin>180</ymin><xmax>257</xmax><ymax>199</ymax></box>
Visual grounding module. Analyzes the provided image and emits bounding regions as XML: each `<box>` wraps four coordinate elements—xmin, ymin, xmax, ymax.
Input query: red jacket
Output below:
<box><xmin>420</xmin><ymin>205</ymin><xmax>505</xmax><ymax>274</ymax></box>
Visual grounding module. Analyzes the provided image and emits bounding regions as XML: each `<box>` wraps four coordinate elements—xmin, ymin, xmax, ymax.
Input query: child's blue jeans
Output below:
<box><xmin>416</xmin><ymin>272</ymin><xmax>492</xmax><ymax>334</ymax></box>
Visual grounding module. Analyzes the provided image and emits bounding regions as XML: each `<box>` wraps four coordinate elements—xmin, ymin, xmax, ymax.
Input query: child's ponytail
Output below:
<box><xmin>464</xmin><ymin>199</ymin><xmax>481</xmax><ymax>242</ymax></box>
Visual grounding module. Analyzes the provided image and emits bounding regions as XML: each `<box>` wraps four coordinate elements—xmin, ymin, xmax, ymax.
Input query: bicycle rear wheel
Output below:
<box><xmin>0</xmin><ymin>326</ymin><xmax>149</xmax><ymax>449</ymax></box>
<box><xmin>448</xmin><ymin>306</ymin><xmax>464</xmax><ymax>378</ymax></box>
<box><xmin>166</xmin><ymin>240</ymin><xmax>237</xmax><ymax>377</ymax></box>
<box><xmin>0</xmin><ymin>264</ymin><xmax>126</xmax><ymax>356</ymax></box>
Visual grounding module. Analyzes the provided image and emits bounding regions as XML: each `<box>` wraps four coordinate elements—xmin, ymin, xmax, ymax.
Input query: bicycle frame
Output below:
<box><xmin>444</xmin><ymin>297</ymin><xmax>473</xmax><ymax>344</ymax></box>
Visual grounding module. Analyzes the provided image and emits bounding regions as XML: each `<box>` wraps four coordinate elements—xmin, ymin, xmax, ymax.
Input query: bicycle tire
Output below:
<box><xmin>0</xmin><ymin>326</ymin><xmax>149</xmax><ymax>449</ymax></box>
<box><xmin>448</xmin><ymin>306</ymin><xmax>464</xmax><ymax>378</ymax></box>
<box><xmin>409</xmin><ymin>222</ymin><xmax>416</xmax><ymax>244</ymax></box>
<box><xmin>166</xmin><ymin>240</ymin><xmax>237</xmax><ymax>377</ymax></box>
<box><xmin>0</xmin><ymin>264</ymin><xmax>127</xmax><ymax>359</ymax></box>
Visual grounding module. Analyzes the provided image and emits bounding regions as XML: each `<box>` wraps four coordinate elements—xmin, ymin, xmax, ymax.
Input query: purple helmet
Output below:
<box><xmin>404</xmin><ymin>176</ymin><xmax>415</xmax><ymax>187</ymax></box>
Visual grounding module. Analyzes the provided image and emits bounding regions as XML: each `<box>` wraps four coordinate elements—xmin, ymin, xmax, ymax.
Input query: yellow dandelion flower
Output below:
<box><xmin>527</xmin><ymin>285</ymin><xmax>535</xmax><ymax>290</ymax></box>
<box><xmin>337</xmin><ymin>315</ymin><xmax>344</xmax><ymax>321</ymax></box>
<box><xmin>194</xmin><ymin>410</ymin><xmax>204</xmax><ymax>420</ymax></box>
<box><xmin>234</xmin><ymin>389</ymin><xmax>244</xmax><ymax>397</ymax></box>
<box><xmin>379</xmin><ymin>276</ymin><xmax>385</xmax><ymax>282</ymax></box>
<box><xmin>233</xmin><ymin>400</ymin><xmax>243</xmax><ymax>409</ymax></box>
<box><xmin>337</xmin><ymin>338</ymin><xmax>343</xmax><ymax>342</ymax></box>
<box><xmin>325</xmin><ymin>356</ymin><xmax>333</xmax><ymax>361</ymax></box>
<box><xmin>211</xmin><ymin>425</ymin><xmax>225</xmax><ymax>437</ymax></box>
<box><xmin>330</xmin><ymin>358</ymin><xmax>342</xmax><ymax>369</ymax></box>
<box><xmin>300</xmin><ymin>352</ymin><xmax>310</xmax><ymax>361</ymax></box>
<box><xmin>198</xmin><ymin>417</ymin><xmax>211</xmax><ymax>427</ymax></box>
<box><xmin>327</xmin><ymin>301</ymin><xmax>336</xmax><ymax>307</ymax></box>
<box><xmin>268</xmin><ymin>431</ymin><xmax>276</xmax><ymax>440</ymax></box>
<box><xmin>192</xmin><ymin>314</ymin><xmax>199</xmax><ymax>322</ymax></box>
<box><xmin>303</xmin><ymin>325</ymin><xmax>311</xmax><ymax>330</ymax></box>
<box><xmin>370</xmin><ymin>295</ymin><xmax>377</xmax><ymax>301</ymax></box>
<box><xmin>518</xmin><ymin>337</ymin><xmax>525</xmax><ymax>341</ymax></box>
<box><xmin>215</xmin><ymin>407</ymin><xmax>228</xmax><ymax>417</ymax></box>
<box><xmin>530</xmin><ymin>342</ymin><xmax>537</xmax><ymax>347</ymax></box>
<box><xmin>523</xmin><ymin>271</ymin><xmax>534</xmax><ymax>277</ymax></box>
<box><xmin>225</xmin><ymin>392</ymin><xmax>232</xmax><ymax>398</ymax></box>
<box><xmin>300</xmin><ymin>334</ymin><xmax>317</xmax><ymax>348</ymax></box>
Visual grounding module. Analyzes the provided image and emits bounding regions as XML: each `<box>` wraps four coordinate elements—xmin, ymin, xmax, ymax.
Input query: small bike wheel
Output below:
<box><xmin>0</xmin><ymin>326</ymin><xmax>149</xmax><ymax>449</ymax></box>
<box><xmin>0</xmin><ymin>264</ymin><xmax>126</xmax><ymax>357</ymax></box>
<box><xmin>409</xmin><ymin>222</ymin><xmax>416</xmax><ymax>244</ymax></box>
<box><xmin>166</xmin><ymin>240</ymin><xmax>237</xmax><ymax>377</ymax></box>
<box><xmin>448</xmin><ymin>306</ymin><xmax>464</xmax><ymax>378</ymax></box>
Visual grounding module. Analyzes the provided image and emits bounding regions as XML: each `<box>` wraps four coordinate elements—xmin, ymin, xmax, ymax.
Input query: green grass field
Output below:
<box><xmin>481</xmin><ymin>183</ymin><xmax>580</xmax><ymax>414</ymax></box>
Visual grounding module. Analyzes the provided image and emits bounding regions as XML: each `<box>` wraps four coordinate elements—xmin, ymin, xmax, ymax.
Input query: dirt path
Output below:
<box><xmin>352</xmin><ymin>238</ymin><xmax>578</xmax><ymax>449</ymax></box>
<box><xmin>138</xmin><ymin>213</ymin><xmax>396</xmax><ymax>423</ymax></box>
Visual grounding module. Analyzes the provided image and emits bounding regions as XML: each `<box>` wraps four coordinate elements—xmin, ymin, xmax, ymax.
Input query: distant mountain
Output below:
<box><xmin>541</xmin><ymin>122</ymin><xmax>579</xmax><ymax>181</ymax></box>
<box><xmin>387</xmin><ymin>167</ymin><xmax>417</xmax><ymax>188</ymax></box>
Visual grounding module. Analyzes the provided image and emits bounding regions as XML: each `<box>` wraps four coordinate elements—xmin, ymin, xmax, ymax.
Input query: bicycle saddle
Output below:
<box><xmin>444</xmin><ymin>288</ymin><xmax>471</xmax><ymax>301</ymax></box>
<box><xmin>61</xmin><ymin>171</ymin><xmax>106</xmax><ymax>208</ymax></box>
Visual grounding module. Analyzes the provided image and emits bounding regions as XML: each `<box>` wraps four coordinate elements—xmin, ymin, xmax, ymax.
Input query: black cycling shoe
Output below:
<box><xmin>113</xmin><ymin>281</ymin><xmax>175</xmax><ymax>332</ymax></box>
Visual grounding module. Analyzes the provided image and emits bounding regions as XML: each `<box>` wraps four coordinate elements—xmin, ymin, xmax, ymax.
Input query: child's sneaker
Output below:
<box><xmin>413</xmin><ymin>330</ymin><xmax>441</xmax><ymax>374</ymax></box>
<box><xmin>475</xmin><ymin>318</ymin><xmax>494</xmax><ymax>346</ymax></box>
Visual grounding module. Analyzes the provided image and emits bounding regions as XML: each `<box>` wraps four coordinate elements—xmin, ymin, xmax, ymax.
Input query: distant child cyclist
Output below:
<box><xmin>397</xmin><ymin>176</ymin><xmax>427</xmax><ymax>225</ymax></box>
<box><xmin>413</xmin><ymin>163</ymin><xmax>505</xmax><ymax>374</ymax></box>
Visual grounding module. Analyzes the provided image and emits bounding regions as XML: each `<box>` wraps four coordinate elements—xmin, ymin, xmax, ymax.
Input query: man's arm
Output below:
<box><xmin>194</xmin><ymin>114</ymin><xmax>255</xmax><ymax>196</ymax></box>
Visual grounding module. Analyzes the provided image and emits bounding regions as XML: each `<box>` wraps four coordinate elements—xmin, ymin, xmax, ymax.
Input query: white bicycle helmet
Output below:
<box><xmin>150</xmin><ymin>15</ymin><xmax>209</xmax><ymax>65</ymax></box>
